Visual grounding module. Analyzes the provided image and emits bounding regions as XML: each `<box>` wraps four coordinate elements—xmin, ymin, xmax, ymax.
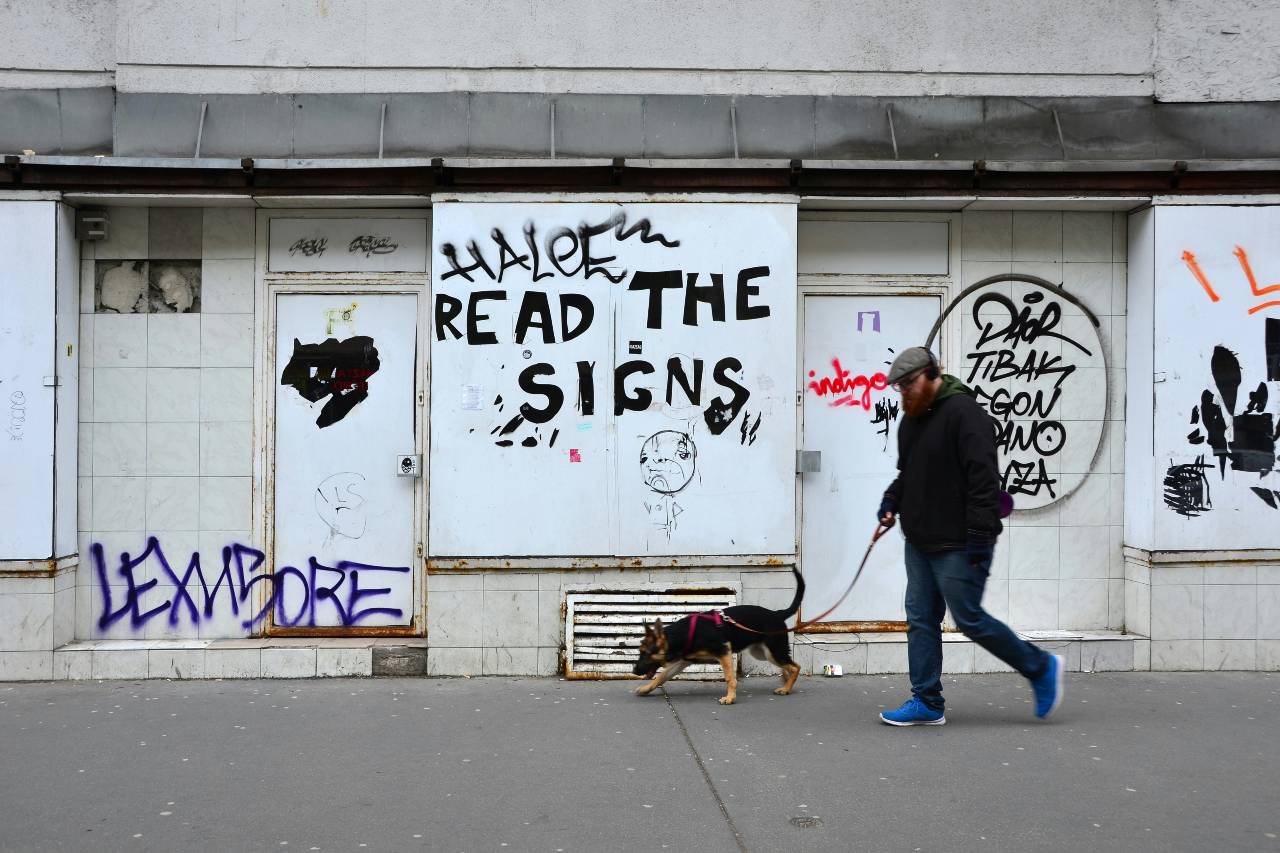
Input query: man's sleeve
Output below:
<box><xmin>955</xmin><ymin>398</ymin><xmax>1002</xmax><ymax>535</ymax></box>
<box><xmin>881</xmin><ymin>423</ymin><xmax>906</xmax><ymax>511</ymax></box>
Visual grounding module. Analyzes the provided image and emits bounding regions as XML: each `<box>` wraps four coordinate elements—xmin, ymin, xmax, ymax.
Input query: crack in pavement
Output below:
<box><xmin>662</xmin><ymin>687</ymin><xmax>751</xmax><ymax>853</ymax></box>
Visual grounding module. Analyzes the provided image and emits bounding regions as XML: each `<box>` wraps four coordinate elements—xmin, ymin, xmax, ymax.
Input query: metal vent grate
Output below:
<box><xmin>564</xmin><ymin>588</ymin><xmax>738</xmax><ymax>680</ymax></box>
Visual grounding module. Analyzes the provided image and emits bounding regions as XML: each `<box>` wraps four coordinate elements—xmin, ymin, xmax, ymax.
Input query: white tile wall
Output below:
<box><xmin>960</xmin><ymin>210</ymin><xmax>1127</xmax><ymax>633</ymax></box>
<box><xmin>201</xmin><ymin>260</ymin><xmax>255</xmax><ymax>312</ymax></box>
<box><xmin>201</xmin><ymin>209</ymin><xmax>255</xmax><ymax>259</ymax></box>
<box><xmin>200</xmin><ymin>369</ymin><xmax>252</xmax><ymax>420</ymax></box>
<box><xmin>91</xmin><ymin>423</ymin><xmax>146</xmax><ymax>476</ymax></box>
<box><xmin>77</xmin><ymin>206</ymin><xmax>259</xmax><ymax>643</ymax></box>
<box><xmin>148</xmin><ymin>314</ymin><xmax>202</xmax><ymax>367</ymax></box>
<box><xmin>95</xmin><ymin>314</ymin><xmax>147</xmax><ymax>366</ymax></box>
<box><xmin>200</xmin><ymin>314</ymin><xmax>254</xmax><ymax>367</ymax></box>
<box><xmin>95</xmin><ymin>206</ymin><xmax>148</xmax><ymax>260</ymax></box>
<box><xmin>146</xmin><ymin>369</ymin><xmax>201</xmax><ymax>421</ymax></box>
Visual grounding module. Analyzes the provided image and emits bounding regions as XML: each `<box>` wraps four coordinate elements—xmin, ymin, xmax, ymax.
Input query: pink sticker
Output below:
<box><xmin>569</xmin><ymin>449</ymin><xmax>582</xmax><ymax>463</ymax></box>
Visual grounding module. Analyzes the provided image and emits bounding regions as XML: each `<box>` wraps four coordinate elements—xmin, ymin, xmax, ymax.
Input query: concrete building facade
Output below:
<box><xmin>1</xmin><ymin>1</ymin><xmax>1278</xmax><ymax>680</ymax></box>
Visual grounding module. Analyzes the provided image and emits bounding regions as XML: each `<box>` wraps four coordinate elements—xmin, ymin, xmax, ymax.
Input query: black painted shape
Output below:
<box><xmin>1230</xmin><ymin>412</ymin><xmax>1275</xmax><ymax>474</ymax></box>
<box><xmin>1250</xmin><ymin>487</ymin><xmax>1279</xmax><ymax>510</ymax></box>
<box><xmin>576</xmin><ymin>360</ymin><xmax>596</xmax><ymax>416</ymax></box>
<box><xmin>279</xmin><ymin>336</ymin><xmax>380</xmax><ymax>429</ymax></box>
<box><xmin>517</xmin><ymin>363</ymin><xmax>564</xmax><ymax>423</ymax></box>
<box><xmin>702</xmin><ymin>357</ymin><xmax>749</xmax><ymax>435</ymax></box>
<box><xmin>1211</xmin><ymin>345</ymin><xmax>1242</xmax><ymax>414</ymax></box>
<box><xmin>628</xmin><ymin>270</ymin><xmax>682</xmax><ymax>329</ymax></box>
<box><xmin>1268</xmin><ymin>318</ymin><xmax>1280</xmax><ymax>381</ymax></box>
<box><xmin>1246</xmin><ymin>381</ymin><xmax>1269</xmax><ymax>414</ymax></box>
<box><xmin>498</xmin><ymin>413</ymin><xmax>526</xmax><ymax>436</ymax></box>
<box><xmin>1163</xmin><ymin>457</ymin><xmax>1213</xmax><ymax>517</ymax></box>
<box><xmin>1200</xmin><ymin>389</ymin><xmax>1231</xmax><ymax>476</ymax></box>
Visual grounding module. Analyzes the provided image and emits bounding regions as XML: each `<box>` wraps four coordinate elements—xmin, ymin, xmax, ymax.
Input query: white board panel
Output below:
<box><xmin>0</xmin><ymin>201</ymin><xmax>56</xmax><ymax>559</ymax></box>
<box><xmin>798</xmin><ymin>220</ymin><xmax>948</xmax><ymax>275</ymax></box>
<box><xmin>268</xmin><ymin>217</ymin><xmax>428</xmax><ymax>272</ymax></box>
<box><xmin>429</xmin><ymin>201</ymin><xmax>797</xmax><ymax>557</ymax></box>
<box><xmin>800</xmin><ymin>294</ymin><xmax>940</xmax><ymax>621</ymax></box>
<box><xmin>613</xmin><ymin>205</ymin><xmax>797</xmax><ymax>555</ymax></box>
<box><xmin>273</xmin><ymin>292</ymin><xmax>417</xmax><ymax>626</ymax></box>
<box><xmin>1152</xmin><ymin>205</ymin><xmax>1280</xmax><ymax>549</ymax></box>
<box><xmin>54</xmin><ymin>203</ymin><xmax>79</xmax><ymax>557</ymax></box>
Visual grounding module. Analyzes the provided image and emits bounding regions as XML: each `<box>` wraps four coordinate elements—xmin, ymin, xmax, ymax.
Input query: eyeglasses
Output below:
<box><xmin>891</xmin><ymin>369</ymin><xmax>926</xmax><ymax>393</ymax></box>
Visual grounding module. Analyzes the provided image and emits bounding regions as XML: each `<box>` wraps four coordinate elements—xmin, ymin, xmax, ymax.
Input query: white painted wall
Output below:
<box><xmin>0</xmin><ymin>201</ymin><xmax>57</xmax><ymax>559</ymax></box>
<box><xmin>1150</xmin><ymin>205</ymin><xmax>1280</xmax><ymax>550</ymax></box>
<box><xmin>1125</xmin><ymin>208</ymin><xmax>1156</xmax><ymax>551</ymax></box>
<box><xmin>1155</xmin><ymin>0</ymin><xmax>1280</xmax><ymax>102</ymax></box>
<box><xmin>9</xmin><ymin>0</ymin><xmax>1280</xmax><ymax>101</ymax></box>
<box><xmin>105</xmin><ymin>0</ymin><xmax>1154</xmax><ymax>96</ymax></box>
<box><xmin>0</xmin><ymin>0</ymin><xmax>115</xmax><ymax>86</ymax></box>
<box><xmin>429</xmin><ymin>200</ymin><xmax>797</xmax><ymax>557</ymax></box>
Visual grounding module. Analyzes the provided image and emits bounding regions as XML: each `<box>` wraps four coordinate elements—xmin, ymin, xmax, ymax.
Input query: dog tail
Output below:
<box><xmin>779</xmin><ymin>567</ymin><xmax>805</xmax><ymax>619</ymax></box>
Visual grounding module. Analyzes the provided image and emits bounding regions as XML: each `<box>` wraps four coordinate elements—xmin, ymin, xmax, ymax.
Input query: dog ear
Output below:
<box><xmin>652</xmin><ymin>618</ymin><xmax>663</xmax><ymax>633</ymax></box>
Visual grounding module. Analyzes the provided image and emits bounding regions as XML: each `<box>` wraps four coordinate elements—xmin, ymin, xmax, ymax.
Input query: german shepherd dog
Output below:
<box><xmin>631</xmin><ymin>569</ymin><xmax>804</xmax><ymax>705</ymax></box>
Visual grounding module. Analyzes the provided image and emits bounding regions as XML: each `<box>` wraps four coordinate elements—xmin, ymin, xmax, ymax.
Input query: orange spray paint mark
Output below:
<box><xmin>1181</xmin><ymin>250</ymin><xmax>1221</xmax><ymax>302</ymax></box>
<box><xmin>1233</xmin><ymin>245</ymin><xmax>1280</xmax><ymax>297</ymax></box>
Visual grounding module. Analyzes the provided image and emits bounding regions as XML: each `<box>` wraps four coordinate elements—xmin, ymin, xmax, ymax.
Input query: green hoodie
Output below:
<box><xmin>933</xmin><ymin>373</ymin><xmax>972</xmax><ymax>404</ymax></box>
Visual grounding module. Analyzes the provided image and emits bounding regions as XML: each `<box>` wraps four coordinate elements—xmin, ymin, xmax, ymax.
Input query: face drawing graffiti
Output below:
<box><xmin>280</xmin><ymin>336</ymin><xmax>381</xmax><ymax>428</ymax></box>
<box><xmin>315</xmin><ymin>472</ymin><xmax>368</xmax><ymax>542</ymax></box>
<box><xmin>640</xmin><ymin>430</ymin><xmax>697</xmax><ymax>495</ymax></box>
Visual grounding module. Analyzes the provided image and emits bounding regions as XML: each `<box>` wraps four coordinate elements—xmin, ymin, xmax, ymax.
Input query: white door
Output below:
<box><xmin>272</xmin><ymin>292</ymin><xmax>419</xmax><ymax>628</ymax></box>
<box><xmin>800</xmin><ymin>294</ymin><xmax>940</xmax><ymax>623</ymax></box>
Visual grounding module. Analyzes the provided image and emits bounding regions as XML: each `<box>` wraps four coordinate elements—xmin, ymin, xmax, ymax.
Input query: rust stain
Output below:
<box><xmin>797</xmin><ymin>620</ymin><xmax>907</xmax><ymax>634</ymax></box>
<box><xmin>270</xmin><ymin>623</ymin><xmax>421</xmax><ymax>638</ymax></box>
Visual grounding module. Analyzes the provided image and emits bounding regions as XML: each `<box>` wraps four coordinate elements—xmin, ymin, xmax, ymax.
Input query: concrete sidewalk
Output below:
<box><xmin>1</xmin><ymin>671</ymin><xmax>1276</xmax><ymax>853</ymax></box>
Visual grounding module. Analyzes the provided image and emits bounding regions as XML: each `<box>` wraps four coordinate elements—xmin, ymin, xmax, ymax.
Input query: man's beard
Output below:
<box><xmin>902</xmin><ymin>382</ymin><xmax>938</xmax><ymax>418</ymax></box>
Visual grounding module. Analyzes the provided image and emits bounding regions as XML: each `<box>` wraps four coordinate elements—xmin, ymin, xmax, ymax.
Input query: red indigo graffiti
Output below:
<box><xmin>807</xmin><ymin>358</ymin><xmax>888</xmax><ymax>410</ymax></box>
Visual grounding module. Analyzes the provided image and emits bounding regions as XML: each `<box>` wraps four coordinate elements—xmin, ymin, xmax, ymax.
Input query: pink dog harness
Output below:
<box><xmin>686</xmin><ymin>610</ymin><xmax>723</xmax><ymax>650</ymax></box>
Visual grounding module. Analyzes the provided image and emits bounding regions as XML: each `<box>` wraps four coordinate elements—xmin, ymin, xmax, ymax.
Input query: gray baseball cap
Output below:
<box><xmin>886</xmin><ymin>347</ymin><xmax>937</xmax><ymax>385</ymax></box>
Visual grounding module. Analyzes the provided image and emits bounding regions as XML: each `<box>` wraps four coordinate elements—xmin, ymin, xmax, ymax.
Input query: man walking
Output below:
<box><xmin>876</xmin><ymin>346</ymin><xmax>1063</xmax><ymax>726</ymax></box>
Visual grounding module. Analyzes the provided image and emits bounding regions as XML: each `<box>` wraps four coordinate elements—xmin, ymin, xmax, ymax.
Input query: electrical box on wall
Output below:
<box><xmin>74</xmin><ymin>208</ymin><xmax>108</xmax><ymax>241</ymax></box>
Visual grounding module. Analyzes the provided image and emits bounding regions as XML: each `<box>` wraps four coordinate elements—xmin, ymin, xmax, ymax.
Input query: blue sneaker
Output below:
<box><xmin>1031</xmin><ymin>654</ymin><xmax>1065</xmax><ymax>719</ymax></box>
<box><xmin>879</xmin><ymin>697</ymin><xmax>946</xmax><ymax>726</ymax></box>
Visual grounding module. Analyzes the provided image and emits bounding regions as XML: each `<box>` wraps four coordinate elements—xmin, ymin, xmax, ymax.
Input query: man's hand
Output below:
<box><xmin>966</xmin><ymin>530</ymin><xmax>994</xmax><ymax>567</ymax></box>
<box><xmin>877</xmin><ymin>496</ymin><xmax>897</xmax><ymax>529</ymax></box>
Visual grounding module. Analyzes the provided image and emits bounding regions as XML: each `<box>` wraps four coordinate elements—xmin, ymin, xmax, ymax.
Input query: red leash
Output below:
<box><xmin>722</xmin><ymin>522</ymin><xmax>891</xmax><ymax>636</ymax></box>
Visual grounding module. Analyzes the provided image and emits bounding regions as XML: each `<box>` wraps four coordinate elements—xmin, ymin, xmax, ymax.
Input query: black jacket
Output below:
<box><xmin>882</xmin><ymin>375</ymin><xmax>1002</xmax><ymax>552</ymax></box>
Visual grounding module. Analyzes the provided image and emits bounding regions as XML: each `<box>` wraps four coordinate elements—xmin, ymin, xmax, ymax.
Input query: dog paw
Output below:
<box><xmin>718</xmin><ymin>696</ymin><xmax>736</xmax><ymax>705</ymax></box>
<box><xmin>633</xmin><ymin>685</ymin><xmax>652</xmax><ymax>695</ymax></box>
<box><xmin>773</xmin><ymin>687</ymin><xmax>791</xmax><ymax>696</ymax></box>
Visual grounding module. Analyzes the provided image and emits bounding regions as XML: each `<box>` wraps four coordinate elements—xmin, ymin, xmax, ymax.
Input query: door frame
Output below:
<box><xmin>793</xmin><ymin>210</ymin><xmax>959</xmax><ymax>630</ymax></box>
<box><xmin>252</xmin><ymin>209</ymin><xmax>430</xmax><ymax>637</ymax></box>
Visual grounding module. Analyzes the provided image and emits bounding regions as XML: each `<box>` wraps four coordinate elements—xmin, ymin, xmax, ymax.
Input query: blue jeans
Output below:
<box><xmin>904</xmin><ymin>540</ymin><xmax>1050</xmax><ymax>712</ymax></box>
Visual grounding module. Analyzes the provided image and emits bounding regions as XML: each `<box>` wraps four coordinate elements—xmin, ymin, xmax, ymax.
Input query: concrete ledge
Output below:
<box><xmin>761</xmin><ymin>630</ymin><xmax>1148</xmax><ymax>678</ymax></box>
<box><xmin>17</xmin><ymin>638</ymin><xmax>429</xmax><ymax>682</ymax></box>
<box><xmin>2</xmin><ymin>632</ymin><xmax>1211</xmax><ymax>682</ymax></box>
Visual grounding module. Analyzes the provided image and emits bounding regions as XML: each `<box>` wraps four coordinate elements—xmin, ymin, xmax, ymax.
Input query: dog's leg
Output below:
<box><xmin>717</xmin><ymin>653</ymin><xmax>737</xmax><ymax>705</ymax></box>
<box><xmin>774</xmin><ymin>662</ymin><xmax>801</xmax><ymax>696</ymax></box>
<box><xmin>634</xmin><ymin>660</ymin><xmax>688</xmax><ymax>695</ymax></box>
